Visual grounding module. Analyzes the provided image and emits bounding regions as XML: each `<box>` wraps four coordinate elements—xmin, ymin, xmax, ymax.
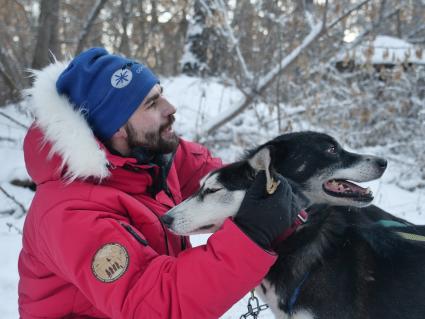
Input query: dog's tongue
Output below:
<box><xmin>324</xmin><ymin>179</ymin><xmax>371</xmax><ymax>195</ymax></box>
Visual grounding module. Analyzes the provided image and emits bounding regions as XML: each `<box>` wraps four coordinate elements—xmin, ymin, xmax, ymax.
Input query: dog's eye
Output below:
<box><xmin>326</xmin><ymin>145</ymin><xmax>337</xmax><ymax>154</ymax></box>
<box><xmin>203</xmin><ymin>188</ymin><xmax>221</xmax><ymax>195</ymax></box>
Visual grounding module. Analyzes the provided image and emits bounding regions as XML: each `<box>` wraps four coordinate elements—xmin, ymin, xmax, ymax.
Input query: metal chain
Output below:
<box><xmin>240</xmin><ymin>290</ymin><xmax>269</xmax><ymax>319</ymax></box>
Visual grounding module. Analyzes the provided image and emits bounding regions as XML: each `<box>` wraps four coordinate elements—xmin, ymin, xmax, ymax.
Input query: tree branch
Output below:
<box><xmin>6</xmin><ymin>222</ymin><xmax>22</xmax><ymax>235</ymax></box>
<box><xmin>214</xmin><ymin>0</ymin><xmax>253</xmax><ymax>81</ymax></box>
<box><xmin>321</xmin><ymin>0</ymin><xmax>329</xmax><ymax>28</ymax></box>
<box><xmin>203</xmin><ymin>0</ymin><xmax>371</xmax><ymax>135</ymax></box>
<box><xmin>0</xmin><ymin>185</ymin><xmax>27</xmax><ymax>216</ymax></box>
<box><xmin>75</xmin><ymin>0</ymin><xmax>108</xmax><ymax>55</ymax></box>
<box><xmin>326</xmin><ymin>0</ymin><xmax>370</xmax><ymax>30</ymax></box>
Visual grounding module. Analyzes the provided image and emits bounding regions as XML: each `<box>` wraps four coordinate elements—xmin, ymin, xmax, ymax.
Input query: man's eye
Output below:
<box><xmin>203</xmin><ymin>188</ymin><xmax>221</xmax><ymax>195</ymax></box>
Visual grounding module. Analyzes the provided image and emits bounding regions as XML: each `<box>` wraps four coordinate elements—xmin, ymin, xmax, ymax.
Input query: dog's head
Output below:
<box><xmin>162</xmin><ymin>131</ymin><xmax>387</xmax><ymax>235</ymax></box>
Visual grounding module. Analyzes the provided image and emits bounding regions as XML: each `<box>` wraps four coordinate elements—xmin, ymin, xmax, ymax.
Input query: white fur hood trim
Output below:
<box><xmin>27</xmin><ymin>61</ymin><xmax>110</xmax><ymax>181</ymax></box>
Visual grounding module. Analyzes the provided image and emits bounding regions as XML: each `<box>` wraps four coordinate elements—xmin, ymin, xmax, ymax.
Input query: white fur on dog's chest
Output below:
<box><xmin>256</xmin><ymin>280</ymin><xmax>316</xmax><ymax>319</ymax></box>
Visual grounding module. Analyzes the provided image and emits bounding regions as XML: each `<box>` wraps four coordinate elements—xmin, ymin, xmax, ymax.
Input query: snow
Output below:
<box><xmin>0</xmin><ymin>106</ymin><xmax>29</xmax><ymax>182</ymax></box>
<box><xmin>162</xmin><ymin>75</ymin><xmax>245</xmax><ymax>139</ymax></box>
<box><xmin>0</xmin><ymin>221</ymin><xmax>23</xmax><ymax>318</ymax></box>
<box><xmin>180</xmin><ymin>43</ymin><xmax>202</xmax><ymax>70</ymax></box>
<box><xmin>337</xmin><ymin>35</ymin><xmax>425</xmax><ymax>65</ymax></box>
<box><xmin>0</xmin><ymin>76</ymin><xmax>424</xmax><ymax>318</ymax></box>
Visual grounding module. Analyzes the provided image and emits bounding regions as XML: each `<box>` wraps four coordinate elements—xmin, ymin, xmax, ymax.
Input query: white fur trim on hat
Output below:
<box><xmin>26</xmin><ymin>61</ymin><xmax>110</xmax><ymax>181</ymax></box>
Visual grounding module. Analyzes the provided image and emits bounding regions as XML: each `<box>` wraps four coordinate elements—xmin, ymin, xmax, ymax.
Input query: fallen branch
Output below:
<box><xmin>10</xmin><ymin>178</ymin><xmax>36</xmax><ymax>191</ymax></box>
<box><xmin>6</xmin><ymin>222</ymin><xmax>22</xmax><ymax>235</ymax></box>
<box><xmin>0</xmin><ymin>185</ymin><xmax>27</xmax><ymax>216</ymax></box>
<box><xmin>0</xmin><ymin>111</ymin><xmax>29</xmax><ymax>130</ymax></box>
<box><xmin>0</xmin><ymin>136</ymin><xmax>17</xmax><ymax>143</ymax></box>
<box><xmin>0</xmin><ymin>209</ymin><xmax>15</xmax><ymax>216</ymax></box>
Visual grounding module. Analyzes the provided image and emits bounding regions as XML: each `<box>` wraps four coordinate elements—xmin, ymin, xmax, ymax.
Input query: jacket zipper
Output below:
<box><xmin>153</xmin><ymin>211</ymin><xmax>170</xmax><ymax>255</ymax></box>
<box><xmin>121</xmin><ymin>223</ymin><xmax>148</xmax><ymax>246</ymax></box>
<box><xmin>126</xmin><ymin>155</ymin><xmax>177</xmax><ymax>256</ymax></box>
<box><xmin>163</xmin><ymin>184</ymin><xmax>187</xmax><ymax>251</ymax></box>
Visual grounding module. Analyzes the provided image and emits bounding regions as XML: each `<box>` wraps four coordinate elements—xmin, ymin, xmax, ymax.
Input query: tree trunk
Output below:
<box><xmin>31</xmin><ymin>0</ymin><xmax>61</xmax><ymax>69</ymax></box>
<box><xmin>118</xmin><ymin>0</ymin><xmax>131</xmax><ymax>56</ymax></box>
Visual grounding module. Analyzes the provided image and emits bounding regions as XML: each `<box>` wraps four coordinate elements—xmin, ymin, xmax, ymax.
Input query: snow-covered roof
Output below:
<box><xmin>337</xmin><ymin>35</ymin><xmax>425</xmax><ymax>65</ymax></box>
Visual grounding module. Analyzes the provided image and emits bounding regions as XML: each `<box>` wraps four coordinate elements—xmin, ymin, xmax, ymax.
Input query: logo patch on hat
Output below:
<box><xmin>111</xmin><ymin>68</ymin><xmax>133</xmax><ymax>88</ymax></box>
<box><xmin>92</xmin><ymin>243</ymin><xmax>129</xmax><ymax>283</ymax></box>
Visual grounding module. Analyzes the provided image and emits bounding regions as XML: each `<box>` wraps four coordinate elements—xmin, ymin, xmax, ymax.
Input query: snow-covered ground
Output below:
<box><xmin>0</xmin><ymin>76</ymin><xmax>424</xmax><ymax>318</ymax></box>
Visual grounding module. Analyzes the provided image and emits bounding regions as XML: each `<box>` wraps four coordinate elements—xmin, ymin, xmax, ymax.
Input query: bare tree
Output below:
<box><xmin>75</xmin><ymin>0</ymin><xmax>108</xmax><ymax>55</ymax></box>
<box><xmin>202</xmin><ymin>0</ymin><xmax>378</xmax><ymax>135</ymax></box>
<box><xmin>118</xmin><ymin>0</ymin><xmax>132</xmax><ymax>56</ymax></box>
<box><xmin>32</xmin><ymin>0</ymin><xmax>61</xmax><ymax>69</ymax></box>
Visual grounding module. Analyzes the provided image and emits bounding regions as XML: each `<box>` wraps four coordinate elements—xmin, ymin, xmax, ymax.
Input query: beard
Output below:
<box><xmin>125</xmin><ymin>115</ymin><xmax>179</xmax><ymax>154</ymax></box>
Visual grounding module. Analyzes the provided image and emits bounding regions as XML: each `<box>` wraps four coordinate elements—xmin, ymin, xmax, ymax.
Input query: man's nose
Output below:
<box><xmin>161</xmin><ymin>97</ymin><xmax>176</xmax><ymax>116</ymax></box>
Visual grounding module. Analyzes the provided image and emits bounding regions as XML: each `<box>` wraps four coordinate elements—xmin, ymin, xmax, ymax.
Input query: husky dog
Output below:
<box><xmin>162</xmin><ymin>131</ymin><xmax>425</xmax><ymax>319</ymax></box>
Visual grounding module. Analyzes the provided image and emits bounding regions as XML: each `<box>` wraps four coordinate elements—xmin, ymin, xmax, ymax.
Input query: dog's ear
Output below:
<box><xmin>248</xmin><ymin>146</ymin><xmax>272</xmax><ymax>171</ymax></box>
<box><xmin>248</xmin><ymin>146</ymin><xmax>280</xmax><ymax>194</ymax></box>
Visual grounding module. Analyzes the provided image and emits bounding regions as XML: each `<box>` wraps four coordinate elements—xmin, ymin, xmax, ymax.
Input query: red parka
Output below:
<box><xmin>18</xmin><ymin>62</ymin><xmax>277</xmax><ymax>318</ymax></box>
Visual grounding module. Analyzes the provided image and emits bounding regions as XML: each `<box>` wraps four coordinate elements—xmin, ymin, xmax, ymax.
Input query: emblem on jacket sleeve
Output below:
<box><xmin>92</xmin><ymin>243</ymin><xmax>129</xmax><ymax>283</ymax></box>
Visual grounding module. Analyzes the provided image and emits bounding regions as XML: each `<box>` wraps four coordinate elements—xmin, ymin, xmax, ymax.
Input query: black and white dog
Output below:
<box><xmin>163</xmin><ymin>131</ymin><xmax>425</xmax><ymax>319</ymax></box>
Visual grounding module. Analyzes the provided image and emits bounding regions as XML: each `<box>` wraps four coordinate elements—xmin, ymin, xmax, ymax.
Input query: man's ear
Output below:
<box><xmin>248</xmin><ymin>146</ymin><xmax>280</xmax><ymax>194</ymax></box>
<box><xmin>106</xmin><ymin>125</ymin><xmax>131</xmax><ymax>156</ymax></box>
<box><xmin>112</xmin><ymin>126</ymin><xmax>128</xmax><ymax>139</ymax></box>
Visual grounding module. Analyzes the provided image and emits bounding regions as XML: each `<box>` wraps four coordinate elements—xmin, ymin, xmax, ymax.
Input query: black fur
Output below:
<box><xmin>262</xmin><ymin>132</ymin><xmax>387</xmax><ymax>188</ymax></box>
<box><xmin>218</xmin><ymin>131</ymin><xmax>424</xmax><ymax>318</ymax></box>
<box><xmin>267</xmin><ymin>204</ymin><xmax>425</xmax><ymax>318</ymax></box>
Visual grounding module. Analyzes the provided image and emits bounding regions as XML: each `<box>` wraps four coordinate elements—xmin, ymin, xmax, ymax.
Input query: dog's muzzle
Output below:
<box><xmin>161</xmin><ymin>214</ymin><xmax>174</xmax><ymax>228</ymax></box>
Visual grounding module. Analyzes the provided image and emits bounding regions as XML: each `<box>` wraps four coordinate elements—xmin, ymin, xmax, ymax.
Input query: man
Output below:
<box><xmin>18</xmin><ymin>48</ymin><xmax>301</xmax><ymax>318</ymax></box>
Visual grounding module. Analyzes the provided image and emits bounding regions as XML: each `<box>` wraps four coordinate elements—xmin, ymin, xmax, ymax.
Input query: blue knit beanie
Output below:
<box><xmin>56</xmin><ymin>47</ymin><xmax>159</xmax><ymax>140</ymax></box>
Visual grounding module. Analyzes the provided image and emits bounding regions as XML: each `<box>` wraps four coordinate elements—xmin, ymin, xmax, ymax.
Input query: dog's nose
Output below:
<box><xmin>376</xmin><ymin>158</ymin><xmax>388</xmax><ymax>169</ymax></box>
<box><xmin>161</xmin><ymin>214</ymin><xmax>174</xmax><ymax>228</ymax></box>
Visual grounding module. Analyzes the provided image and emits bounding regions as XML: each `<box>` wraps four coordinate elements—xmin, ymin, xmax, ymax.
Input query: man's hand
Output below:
<box><xmin>234</xmin><ymin>171</ymin><xmax>301</xmax><ymax>250</ymax></box>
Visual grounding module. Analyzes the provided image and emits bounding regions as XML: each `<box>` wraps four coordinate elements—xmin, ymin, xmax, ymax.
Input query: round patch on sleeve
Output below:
<box><xmin>92</xmin><ymin>243</ymin><xmax>129</xmax><ymax>283</ymax></box>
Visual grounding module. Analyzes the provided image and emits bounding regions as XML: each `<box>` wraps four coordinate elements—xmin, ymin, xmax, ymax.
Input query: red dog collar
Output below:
<box><xmin>272</xmin><ymin>210</ymin><xmax>309</xmax><ymax>247</ymax></box>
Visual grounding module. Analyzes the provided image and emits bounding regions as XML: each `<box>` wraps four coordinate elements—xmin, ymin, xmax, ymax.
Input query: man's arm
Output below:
<box><xmin>39</xmin><ymin>201</ymin><xmax>276</xmax><ymax>319</ymax></box>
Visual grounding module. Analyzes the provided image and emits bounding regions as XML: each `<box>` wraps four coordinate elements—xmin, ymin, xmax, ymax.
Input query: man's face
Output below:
<box><xmin>125</xmin><ymin>84</ymin><xmax>179</xmax><ymax>154</ymax></box>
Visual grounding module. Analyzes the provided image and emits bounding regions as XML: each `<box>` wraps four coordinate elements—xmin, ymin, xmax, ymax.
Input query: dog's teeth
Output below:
<box><xmin>366</xmin><ymin>187</ymin><xmax>371</xmax><ymax>194</ymax></box>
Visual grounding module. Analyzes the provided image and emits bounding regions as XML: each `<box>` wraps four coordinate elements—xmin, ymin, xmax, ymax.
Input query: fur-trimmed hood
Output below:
<box><xmin>24</xmin><ymin>61</ymin><xmax>111</xmax><ymax>182</ymax></box>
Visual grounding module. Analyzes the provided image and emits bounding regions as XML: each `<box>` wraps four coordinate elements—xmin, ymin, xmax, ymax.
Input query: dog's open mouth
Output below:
<box><xmin>323</xmin><ymin>179</ymin><xmax>373</xmax><ymax>202</ymax></box>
